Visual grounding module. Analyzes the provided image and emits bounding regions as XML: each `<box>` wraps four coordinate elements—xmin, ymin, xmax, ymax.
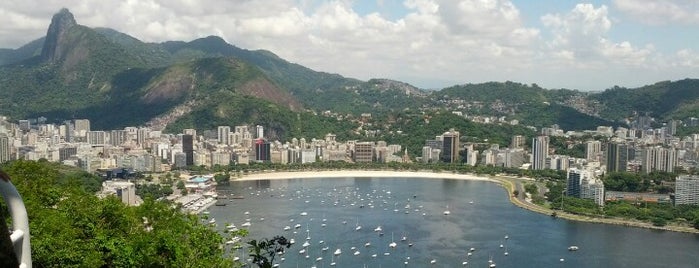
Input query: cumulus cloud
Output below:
<box><xmin>0</xmin><ymin>0</ymin><xmax>696</xmax><ymax>91</ymax></box>
<box><xmin>614</xmin><ymin>0</ymin><xmax>699</xmax><ymax>25</ymax></box>
<box><xmin>540</xmin><ymin>4</ymin><xmax>653</xmax><ymax>68</ymax></box>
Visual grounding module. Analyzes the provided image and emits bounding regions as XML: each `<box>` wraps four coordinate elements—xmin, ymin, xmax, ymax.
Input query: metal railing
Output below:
<box><xmin>0</xmin><ymin>179</ymin><xmax>31</xmax><ymax>268</ymax></box>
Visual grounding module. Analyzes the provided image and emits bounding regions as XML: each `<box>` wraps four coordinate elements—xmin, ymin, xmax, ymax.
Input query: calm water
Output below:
<box><xmin>208</xmin><ymin>177</ymin><xmax>699</xmax><ymax>268</ymax></box>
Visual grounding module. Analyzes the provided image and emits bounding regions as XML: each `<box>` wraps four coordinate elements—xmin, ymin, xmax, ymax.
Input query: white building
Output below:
<box><xmin>101</xmin><ymin>180</ymin><xmax>139</xmax><ymax>205</ymax></box>
<box><xmin>675</xmin><ymin>175</ymin><xmax>699</xmax><ymax>205</ymax></box>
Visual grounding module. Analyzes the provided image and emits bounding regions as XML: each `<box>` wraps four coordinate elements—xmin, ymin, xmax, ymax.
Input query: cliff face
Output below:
<box><xmin>41</xmin><ymin>8</ymin><xmax>77</xmax><ymax>62</ymax></box>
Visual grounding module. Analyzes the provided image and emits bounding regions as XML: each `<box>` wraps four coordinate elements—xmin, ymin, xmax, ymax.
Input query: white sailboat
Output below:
<box><xmin>355</xmin><ymin>218</ymin><xmax>362</xmax><ymax>231</ymax></box>
<box><xmin>443</xmin><ymin>204</ymin><xmax>451</xmax><ymax>215</ymax></box>
<box><xmin>389</xmin><ymin>232</ymin><xmax>397</xmax><ymax>248</ymax></box>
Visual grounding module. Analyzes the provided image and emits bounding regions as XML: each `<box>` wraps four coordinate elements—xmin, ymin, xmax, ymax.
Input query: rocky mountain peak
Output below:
<box><xmin>41</xmin><ymin>8</ymin><xmax>77</xmax><ymax>62</ymax></box>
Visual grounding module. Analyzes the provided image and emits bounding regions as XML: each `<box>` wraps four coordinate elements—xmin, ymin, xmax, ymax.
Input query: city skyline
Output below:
<box><xmin>1</xmin><ymin>0</ymin><xmax>698</xmax><ymax>91</ymax></box>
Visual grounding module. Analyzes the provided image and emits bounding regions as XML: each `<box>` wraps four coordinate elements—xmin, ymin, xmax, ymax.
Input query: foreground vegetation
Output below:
<box><xmin>1</xmin><ymin>160</ymin><xmax>233</xmax><ymax>267</ymax></box>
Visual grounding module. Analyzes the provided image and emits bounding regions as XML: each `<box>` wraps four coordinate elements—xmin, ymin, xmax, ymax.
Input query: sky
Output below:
<box><xmin>1</xmin><ymin>0</ymin><xmax>698</xmax><ymax>91</ymax></box>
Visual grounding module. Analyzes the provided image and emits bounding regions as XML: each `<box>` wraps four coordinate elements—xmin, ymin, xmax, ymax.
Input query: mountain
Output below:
<box><xmin>435</xmin><ymin>81</ymin><xmax>617</xmax><ymax>130</ymax></box>
<box><xmin>592</xmin><ymin>79</ymin><xmax>699</xmax><ymax>121</ymax></box>
<box><xmin>0</xmin><ymin>9</ymin><xmax>305</xmax><ymax>137</ymax></box>
<box><xmin>2</xmin><ymin>8</ymin><xmax>698</xmax><ymax>136</ymax></box>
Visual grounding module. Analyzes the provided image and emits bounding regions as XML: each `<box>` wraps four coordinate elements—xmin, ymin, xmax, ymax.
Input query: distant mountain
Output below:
<box><xmin>592</xmin><ymin>79</ymin><xmax>699</xmax><ymax>121</ymax></box>
<box><xmin>0</xmin><ymin>9</ymin><xmax>305</xmax><ymax>136</ymax></box>
<box><xmin>0</xmin><ymin>38</ymin><xmax>44</xmax><ymax>66</ymax></box>
<box><xmin>1</xmin><ymin>8</ymin><xmax>697</xmax><ymax>136</ymax></box>
<box><xmin>435</xmin><ymin>81</ymin><xmax>616</xmax><ymax>130</ymax></box>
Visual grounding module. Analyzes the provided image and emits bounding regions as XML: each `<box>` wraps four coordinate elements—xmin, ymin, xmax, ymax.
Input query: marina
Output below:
<box><xmin>208</xmin><ymin>176</ymin><xmax>699</xmax><ymax>267</ymax></box>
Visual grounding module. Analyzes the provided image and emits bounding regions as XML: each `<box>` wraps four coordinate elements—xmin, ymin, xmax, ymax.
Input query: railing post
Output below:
<box><xmin>0</xmin><ymin>179</ymin><xmax>32</xmax><ymax>268</ymax></box>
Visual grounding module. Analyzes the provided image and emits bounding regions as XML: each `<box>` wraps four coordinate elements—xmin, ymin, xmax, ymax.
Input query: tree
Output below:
<box><xmin>1</xmin><ymin>160</ymin><xmax>233</xmax><ymax>267</ymax></box>
<box><xmin>176</xmin><ymin>180</ymin><xmax>185</xmax><ymax>190</ymax></box>
<box><xmin>214</xmin><ymin>172</ymin><xmax>231</xmax><ymax>185</ymax></box>
<box><xmin>248</xmin><ymin>236</ymin><xmax>292</xmax><ymax>268</ymax></box>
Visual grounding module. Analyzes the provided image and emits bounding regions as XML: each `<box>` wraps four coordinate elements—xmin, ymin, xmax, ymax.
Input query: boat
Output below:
<box><xmin>334</xmin><ymin>248</ymin><xmax>342</xmax><ymax>255</ymax></box>
<box><xmin>330</xmin><ymin>255</ymin><xmax>336</xmax><ymax>266</ymax></box>
<box><xmin>302</xmin><ymin>241</ymin><xmax>311</xmax><ymax>248</ymax></box>
<box><xmin>353</xmin><ymin>250</ymin><xmax>360</xmax><ymax>256</ymax></box>
<box><xmin>355</xmin><ymin>218</ymin><xmax>362</xmax><ymax>231</ymax></box>
<box><xmin>374</xmin><ymin>225</ymin><xmax>383</xmax><ymax>232</ymax></box>
<box><xmin>430</xmin><ymin>259</ymin><xmax>437</xmax><ymax>264</ymax></box>
<box><xmin>289</xmin><ymin>239</ymin><xmax>295</xmax><ymax>245</ymax></box>
<box><xmin>283</xmin><ymin>226</ymin><xmax>291</xmax><ymax>231</ymax></box>
<box><xmin>568</xmin><ymin>245</ymin><xmax>579</xmax><ymax>251</ymax></box>
<box><xmin>389</xmin><ymin>233</ymin><xmax>397</xmax><ymax>248</ymax></box>
<box><xmin>241</xmin><ymin>221</ymin><xmax>251</xmax><ymax>227</ymax></box>
<box><xmin>443</xmin><ymin>204</ymin><xmax>451</xmax><ymax>215</ymax></box>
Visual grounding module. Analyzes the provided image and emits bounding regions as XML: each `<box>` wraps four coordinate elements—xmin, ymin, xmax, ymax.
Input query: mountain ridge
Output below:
<box><xmin>1</xmin><ymin>9</ymin><xmax>698</xmax><ymax>135</ymax></box>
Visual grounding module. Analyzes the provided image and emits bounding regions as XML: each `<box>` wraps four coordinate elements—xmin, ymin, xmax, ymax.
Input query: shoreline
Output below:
<box><xmin>236</xmin><ymin>170</ymin><xmax>699</xmax><ymax>234</ymax></box>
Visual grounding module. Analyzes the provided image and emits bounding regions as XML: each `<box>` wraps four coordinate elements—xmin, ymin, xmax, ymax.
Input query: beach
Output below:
<box><xmin>236</xmin><ymin>170</ymin><xmax>699</xmax><ymax>234</ymax></box>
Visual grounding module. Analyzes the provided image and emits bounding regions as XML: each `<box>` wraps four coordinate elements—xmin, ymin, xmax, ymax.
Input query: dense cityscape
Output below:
<box><xmin>1</xmin><ymin>112</ymin><xmax>698</xmax><ymax>211</ymax></box>
<box><xmin>2</xmin><ymin>3</ymin><xmax>699</xmax><ymax>267</ymax></box>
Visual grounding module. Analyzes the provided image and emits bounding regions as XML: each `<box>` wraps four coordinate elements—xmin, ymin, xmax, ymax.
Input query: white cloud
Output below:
<box><xmin>614</xmin><ymin>0</ymin><xmax>699</xmax><ymax>25</ymax></box>
<box><xmin>540</xmin><ymin>4</ymin><xmax>653</xmax><ymax>68</ymax></box>
<box><xmin>0</xmin><ymin>0</ymin><xmax>697</xmax><ymax>91</ymax></box>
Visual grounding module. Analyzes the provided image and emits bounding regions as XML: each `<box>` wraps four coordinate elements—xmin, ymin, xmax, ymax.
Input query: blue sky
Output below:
<box><xmin>1</xmin><ymin>0</ymin><xmax>698</xmax><ymax>91</ymax></box>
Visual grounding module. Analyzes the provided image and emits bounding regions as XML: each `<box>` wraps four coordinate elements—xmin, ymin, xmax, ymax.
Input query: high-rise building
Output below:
<box><xmin>18</xmin><ymin>120</ymin><xmax>30</xmax><ymax>131</ymax></box>
<box><xmin>581</xmin><ymin>178</ymin><xmax>605</xmax><ymax>207</ymax></box>
<box><xmin>137</xmin><ymin>128</ymin><xmax>149</xmax><ymax>147</ymax></box>
<box><xmin>0</xmin><ymin>134</ymin><xmax>10</xmax><ymax>163</ymax></box>
<box><xmin>667</xmin><ymin>120</ymin><xmax>678</xmax><ymax>136</ymax></box>
<box><xmin>217</xmin><ymin>126</ymin><xmax>231</xmax><ymax>145</ymax></box>
<box><xmin>182</xmin><ymin>134</ymin><xmax>194</xmax><ymax>166</ymax></box>
<box><xmin>58</xmin><ymin>146</ymin><xmax>77</xmax><ymax>162</ymax></box>
<box><xmin>254</xmin><ymin>139</ymin><xmax>271</xmax><ymax>162</ymax></box>
<box><xmin>531</xmin><ymin>136</ymin><xmax>549</xmax><ymax>170</ymax></box>
<box><xmin>441</xmin><ymin>130</ymin><xmax>460</xmax><ymax>163</ymax></box>
<box><xmin>568</xmin><ymin>168</ymin><xmax>605</xmax><ymax>206</ymax></box>
<box><xmin>74</xmin><ymin>119</ymin><xmax>90</xmax><ymax>137</ymax></box>
<box><xmin>256</xmin><ymin>125</ymin><xmax>264</xmax><ymax>139</ymax></box>
<box><xmin>110</xmin><ymin>130</ymin><xmax>127</xmax><ymax>146</ymax></box>
<box><xmin>63</xmin><ymin>120</ymin><xmax>74</xmax><ymax>143</ymax></box>
<box><xmin>566</xmin><ymin>168</ymin><xmax>586</xmax><ymax>197</ymax></box>
<box><xmin>511</xmin><ymin>135</ymin><xmax>525</xmax><ymax>149</ymax></box>
<box><xmin>353</xmin><ymin>142</ymin><xmax>374</xmax><ymax>163</ymax></box>
<box><xmin>675</xmin><ymin>175</ymin><xmax>699</xmax><ymax>205</ymax></box>
<box><xmin>183</xmin><ymin>128</ymin><xmax>197</xmax><ymax>137</ymax></box>
<box><xmin>641</xmin><ymin>146</ymin><xmax>677</xmax><ymax>174</ymax></box>
<box><xmin>585</xmin><ymin>140</ymin><xmax>602</xmax><ymax>161</ymax></box>
<box><xmin>605</xmin><ymin>142</ymin><xmax>628</xmax><ymax>172</ymax></box>
<box><xmin>86</xmin><ymin>131</ymin><xmax>106</xmax><ymax>145</ymax></box>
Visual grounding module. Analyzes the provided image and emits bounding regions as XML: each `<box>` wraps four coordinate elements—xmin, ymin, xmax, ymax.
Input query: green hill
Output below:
<box><xmin>593</xmin><ymin>79</ymin><xmax>699</xmax><ymax>121</ymax></box>
<box><xmin>434</xmin><ymin>81</ymin><xmax>616</xmax><ymax>130</ymax></box>
<box><xmin>2</xmin><ymin>8</ymin><xmax>699</xmax><ymax>135</ymax></box>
